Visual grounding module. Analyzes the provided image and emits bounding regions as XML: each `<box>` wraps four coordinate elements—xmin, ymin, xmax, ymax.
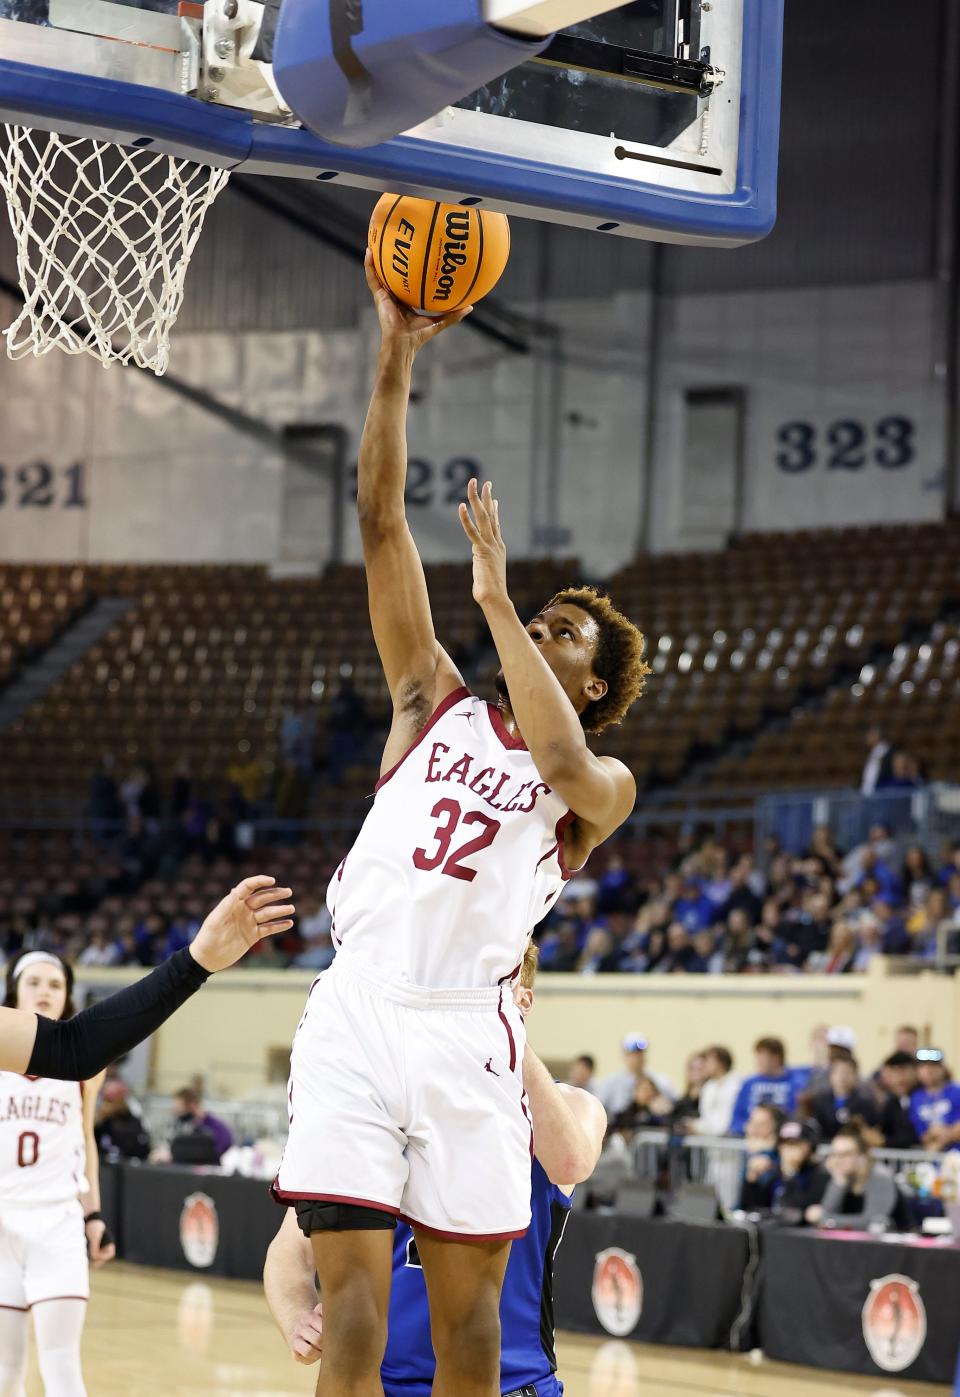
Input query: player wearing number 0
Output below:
<box><xmin>0</xmin><ymin>951</ymin><xmax>115</xmax><ymax>1397</ymax></box>
<box><xmin>272</xmin><ymin>259</ymin><xmax>649</xmax><ymax>1397</ymax></box>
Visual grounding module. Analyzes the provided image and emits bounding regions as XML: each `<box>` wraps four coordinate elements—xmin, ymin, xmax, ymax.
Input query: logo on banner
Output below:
<box><xmin>179</xmin><ymin>1192</ymin><xmax>219</xmax><ymax>1269</ymax></box>
<box><xmin>591</xmin><ymin>1247</ymin><xmax>643</xmax><ymax>1337</ymax></box>
<box><xmin>861</xmin><ymin>1274</ymin><xmax>927</xmax><ymax>1373</ymax></box>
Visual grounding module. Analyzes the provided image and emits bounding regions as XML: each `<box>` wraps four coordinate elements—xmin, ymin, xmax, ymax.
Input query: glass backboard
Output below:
<box><xmin>0</xmin><ymin>0</ymin><xmax>783</xmax><ymax>245</ymax></box>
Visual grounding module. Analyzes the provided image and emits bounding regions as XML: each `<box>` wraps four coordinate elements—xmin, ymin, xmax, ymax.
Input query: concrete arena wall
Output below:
<box><xmin>76</xmin><ymin>961</ymin><xmax>960</xmax><ymax>1099</ymax></box>
<box><xmin>0</xmin><ymin>278</ymin><xmax>944</xmax><ymax>575</ymax></box>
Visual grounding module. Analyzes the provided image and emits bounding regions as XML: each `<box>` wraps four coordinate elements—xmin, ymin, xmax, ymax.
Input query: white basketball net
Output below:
<box><xmin>0</xmin><ymin>125</ymin><xmax>230</xmax><ymax>375</ymax></box>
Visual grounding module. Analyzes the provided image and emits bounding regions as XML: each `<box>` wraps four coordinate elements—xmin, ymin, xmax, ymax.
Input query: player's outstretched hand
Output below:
<box><xmin>189</xmin><ymin>877</ymin><xmax>295</xmax><ymax>974</ymax></box>
<box><xmin>459</xmin><ymin>477</ymin><xmax>508</xmax><ymax>608</ymax></box>
<box><xmin>365</xmin><ymin>250</ymin><xmax>472</xmax><ymax>355</ymax></box>
<box><xmin>288</xmin><ymin>1303</ymin><xmax>323</xmax><ymax>1364</ymax></box>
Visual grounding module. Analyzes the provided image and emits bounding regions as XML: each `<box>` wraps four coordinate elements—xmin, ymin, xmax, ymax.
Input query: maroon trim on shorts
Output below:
<box><xmin>0</xmin><ymin>1302</ymin><xmax>28</xmax><ymax>1312</ymax></box>
<box><xmin>485</xmin><ymin>703</ymin><xmax>527</xmax><ymax>751</ymax></box>
<box><xmin>374</xmin><ymin>686</ymin><xmax>472</xmax><ymax>792</ymax></box>
<box><xmin>30</xmin><ymin>1295</ymin><xmax>88</xmax><ymax>1306</ymax></box>
<box><xmin>497</xmin><ymin>988</ymin><xmax>517</xmax><ymax>1073</ymax></box>
<box><xmin>269</xmin><ymin>1184</ymin><xmax>401</xmax><ymax>1215</ymax></box>
<box><xmin>401</xmin><ymin>1213</ymin><xmax>528</xmax><ymax>1243</ymax></box>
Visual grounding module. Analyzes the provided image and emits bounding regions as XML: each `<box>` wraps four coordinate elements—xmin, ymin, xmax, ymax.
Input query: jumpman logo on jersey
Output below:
<box><xmin>483</xmin><ymin>1058</ymin><xmax>499</xmax><ymax>1077</ymax></box>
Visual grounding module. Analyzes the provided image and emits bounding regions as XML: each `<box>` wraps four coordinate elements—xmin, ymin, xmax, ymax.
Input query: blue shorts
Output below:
<box><xmin>383</xmin><ymin>1379</ymin><xmax>562</xmax><ymax>1397</ymax></box>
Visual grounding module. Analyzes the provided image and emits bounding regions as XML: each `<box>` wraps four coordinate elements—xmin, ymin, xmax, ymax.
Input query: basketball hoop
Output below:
<box><xmin>0</xmin><ymin>125</ymin><xmax>230</xmax><ymax>375</ymax></box>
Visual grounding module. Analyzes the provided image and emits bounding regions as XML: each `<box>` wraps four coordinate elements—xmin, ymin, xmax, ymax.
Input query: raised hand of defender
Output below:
<box><xmin>189</xmin><ymin>876</ymin><xmax>295</xmax><ymax>974</ymax></box>
<box><xmin>459</xmin><ymin>478</ymin><xmax>508</xmax><ymax>608</ymax></box>
<box><xmin>288</xmin><ymin>1303</ymin><xmax>323</xmax><ymax>1365</ymax></box>
<box><xmin>364</xmin><ymin>250</ymin><xmax>472</xmax><ymax>354</ymax></box>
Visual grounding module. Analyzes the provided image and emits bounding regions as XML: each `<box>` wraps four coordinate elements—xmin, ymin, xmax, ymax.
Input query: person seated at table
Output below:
<box><xmin>870</xmin><ymin>1051</ymin><xmax>920</xmax><ymax>1149</ymax></box>
<box><xmin>807</xmin><ymin>1124</ymin><xmax>912</xmax><ymax>1232</ymax></box>
<box><xmin>810</xmin><ymin>1054</ymin><xmax>879</xmax><ymax>1142</ymax></box>
<box><xmin>94</xmin><ymin>1079</ymin><xmax>152</xmax><ymax>1161</ymax></box>
<box><xmin>771</xmin><ymin>1119</ymin><xmax>828</xmax><ymax>1225</ymax></box>
<box><xmin>609</xmin><ymin>1073</ymin><xmax>672</xmax><ymax>1138</ymax></box>
<box><xmin>738</xmin><ymin>1103</ymin><xmax>785</xmax><ymax>1212</ymax></box>
<box><xmin>909</xmin><ymin>1048</ymin><xmax>960</xmax><ymax>1152</ymax></box>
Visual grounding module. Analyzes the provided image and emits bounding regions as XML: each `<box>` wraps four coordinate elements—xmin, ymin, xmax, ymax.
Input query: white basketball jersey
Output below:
<box><xmin>0</xmin><ymin>1074</ymin><xmax>86</xmax><ymax>1206</ymax></box>
<box><xmin>327</xmin><ymin>688</ymin><xmax>574</xmax><ymax>987</ymax></box>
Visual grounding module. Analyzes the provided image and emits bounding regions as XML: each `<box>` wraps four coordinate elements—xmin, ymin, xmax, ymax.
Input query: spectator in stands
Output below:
<box><xmin>906</xmin><ymin>888</ymin><xmax>951</xmax><ymax>952</ymax></box>
<box><xmin>76</xmin><ymin>920</ymin><xmax>118</xmax><ymax>967</ymax></box>
<box><xmin>691</xmin><ymin>929</ymin><xmax>723</xmax><ymax>973</ymax></box>
<box><xmin>738</xmin><ymin>1103</ymin><xmax>785</xmax><ymax>1212</ymax></box>
<box><xmin>809</xmin><ymin>1125</ymin><xmax>912</xmax><ymax>1232</ymax></box>
<box><xmin>806</xmin><ymin>826</ymin><xmax>843</xmax><ymax>879</ymax></box>
<box><xmin>598</xmin><ymin>1032</ymin><xmax>675</xmax><ymax>1118</ymax></box>
<box><xmin>894</xmin><ymin>1025</ymin><xmax>920</xmax><ymax>1057</ymax></box>
<box><xmin>608</xmin><ymin>1074</ymin><xmax>672</xmax><ymax>1137</ymax></box>
<box><xmin>851</xmin><ymin>913</ymin><xmax>884</xmax><ymax>972</ymax></box>
<box><xmin>292</xmin><ymin>898</ymin><xmax>335</xmax><ymax>970</ymax></box>
<box><xmin>576</xmin><ymin>926</ymin><xmax>620</xmax><ymax>974</ymax></box>
<box><xmin>861</xmin><ymin>727</ymin><xmax>894</xmax><ymax>795</ymax></box>
<box><xmin>772</xmin><ymin>1120</ymin><xmax>829</xmax><ymax>1225</ymax></box>
<box><xmin>910</xmin><ymin>1049</ymin><xmax>960</xmax><ymax>1151</ymax></box>
<box><xmin>670</xmin><ymin>1051</ymin><xmax>708</xmax><ymax>1130</ymax></box>
<box><xmin>536</xmin><ymin>918</ymin><xmax>581</xmax><ymax>972</ymax></box>
<box><xmin>566</xmin><ymin>1055</ymin><xmax>598</xmax><ymax>1094</ymax></box>
<box><xmin>169</xmin><ymin>1086</ymin><xmax>234</xmax><ymax>1163</ymax></box>
<box><xmin>810</xmin><ymin>1055</ymin><xmax>878</xmax><ymax>1142</ymax></box>
<box><xmin>789</xmin><ymin>1024</ymin><xmax>830</xmax><ymax>1096</ymax></box>
<box><xmin>95</xmin><ymin>1080</ymin><xmax>151</xmax><ymax>1161</ymax></box>
<box><xmin>872</xmin><ymin>897</ymin><xmax>911</xmax><ymax>955</ymax></box>
<box><xmin>806</xmin><ymin>921</ymin><xmax>857</xmax><ymax>975</ymax></box>
<box><xmin>717</xmin><ymin>855</ymin><xmax>764</xmax><ymax>925</ymax></box>
<box><xmin>721</xmin><ymin>907</ymin><xmax>756</xmax><ymax>973</ymax></box>
<box><xmin>730</xmin><ymin>1037</ymin><xmax>796</xmax><ymax>1135</ymax></box>
<box><xmin>779</xmin><ymin>891</ymin><xmax>831</xmax><ymax>969</ymax></box>
<box><xmin>883</xmin><ymin>751</ymin><xmax>920</xmax><ymax>790</ymax></box>
<box><xmin>899</xmin><ymin>838</ymin><xmax>933</xmax><ymax>905</ymax></box>
<box><xmin>689</xmin><ymin>1045</ymin><xmax>741</xmax><ymax>1137</ymax></box>
<box><xmin>871</xmin><ymin>1052</ymin><xmax>920</xmax><ymax>1149</ymax></box>
<box><xmin>658</xmin><ymin>922</ymin><xmax>703</xmax><ymax>974</ymax></box>
<box><xmin>673</xmin><ymin>878</ymin><xmax>715</xmax><ymax>934</ymax></box>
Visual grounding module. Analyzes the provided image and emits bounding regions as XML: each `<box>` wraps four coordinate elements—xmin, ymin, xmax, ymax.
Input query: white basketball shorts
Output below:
<box><xmin>0</xmin><ymin>1199</ymin><xmax>89</xmax><ymax>1308</ymax></box>
<box><xmin>274</xmin><ymin>955</ymin><xmax>533</xmax><ymax>1239</ymax></box>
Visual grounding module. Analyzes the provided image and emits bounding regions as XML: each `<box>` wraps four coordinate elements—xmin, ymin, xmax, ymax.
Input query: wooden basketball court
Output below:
<box><xmin>22</xmin><ymin>1262</ymin><xmax>949</xmax><ymax>1396</ymax></box>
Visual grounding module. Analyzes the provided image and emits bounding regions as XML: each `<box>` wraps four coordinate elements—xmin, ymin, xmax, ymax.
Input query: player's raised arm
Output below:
<box><xmin>358</xmin><ymin>255</ymin><xmax>471</xmax><ymax>750</ymax></box>
<box><xmin>0</xmin><ymin>877</ymin><xmax>294</xmax><ymax>1078</ymax></box>
<box><xmin>459</xmin><ymin>479</ymin><xmax>637</xmax><ymax>847</ymax></box>
<box><xmin>522</xmin><ymin>1043</ymin><xmax>607</xmax><ymax>1193</ymax></box>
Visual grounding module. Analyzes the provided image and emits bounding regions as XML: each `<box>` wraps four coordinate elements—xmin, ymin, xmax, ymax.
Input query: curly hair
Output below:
<box><xmin>545</xmin><ymin>585</ymin><xmax>650</xmax><ymax>735</ymax></box>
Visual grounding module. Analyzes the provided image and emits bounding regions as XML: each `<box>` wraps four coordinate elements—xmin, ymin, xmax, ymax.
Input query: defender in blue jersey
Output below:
<box><xmin>265</xmin><ymin>946</ymin><xmax>606</xmax><ymax>1396</ymax></box>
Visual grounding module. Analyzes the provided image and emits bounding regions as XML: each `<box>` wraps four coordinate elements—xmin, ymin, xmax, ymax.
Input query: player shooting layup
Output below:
<box><xmin>273</xmin><ymin>258</ymin><xmax>649</xmax><ymax>1397</ymax></box>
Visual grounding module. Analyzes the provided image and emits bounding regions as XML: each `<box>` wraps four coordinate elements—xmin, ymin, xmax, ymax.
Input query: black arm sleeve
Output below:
<box><xmin>27</xmin><ymin>948</ymin><xmax>210</xmax><ymax>1082</ymax></box>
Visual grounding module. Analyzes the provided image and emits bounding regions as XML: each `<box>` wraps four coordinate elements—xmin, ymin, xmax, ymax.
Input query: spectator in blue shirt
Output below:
<box><xmin>673</xmin><ymin>879</ymin><xmax>716</xmax><ymax>933</ymax></box>
<box><xmin>730</xmin><ymin>1036</ymin><xmax>797</xmax><ymax>1136</ymax></box>
<box><xmin>910</xmin><ymin>1049</ymin><xmax>960</xmax><ymax>1151</ymax></box>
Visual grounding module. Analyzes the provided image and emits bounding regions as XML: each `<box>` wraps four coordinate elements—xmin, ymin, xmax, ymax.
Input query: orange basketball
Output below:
<box><xmin>368</xmin><ymin>193</ymin><xmax>510</xmax><ymax>315</ymax></box>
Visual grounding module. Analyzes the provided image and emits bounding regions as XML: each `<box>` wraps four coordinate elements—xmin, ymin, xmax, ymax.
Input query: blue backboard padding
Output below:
<box><xmin>273</xmin><ymin>0</ymin><xmax>550</xmax><ymax>150</ymax></box>
<box><xmin>0</xmin><ymin>0</ymin><xmax>783</xmax><ymax>244</ymax></box>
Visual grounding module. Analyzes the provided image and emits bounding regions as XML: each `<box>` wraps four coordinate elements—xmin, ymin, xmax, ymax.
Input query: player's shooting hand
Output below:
<box><xmin>459</xmin><ymin>478</ymin><xmax>508</xmax><ymax>608</ymax></box>
<box><xmin>288</xmin><ymin>1304</ymin><xmax>324</xmax><ymax>1365</ymax></box>
<box><xmin>189</xmin><ymin>876</ymin><xmax>295</xmax><ymax>974</ymax></box>
<box><xmin>365</xmin><ymin>250</ymin><xmax>472</xmax><ymax>357</ymax></box>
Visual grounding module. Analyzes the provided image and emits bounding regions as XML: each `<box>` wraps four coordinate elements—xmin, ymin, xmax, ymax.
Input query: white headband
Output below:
<box><xmin>12</xmin><ymin>952</ymin><xmax>65</xmax><ymax>981</ymax></box>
